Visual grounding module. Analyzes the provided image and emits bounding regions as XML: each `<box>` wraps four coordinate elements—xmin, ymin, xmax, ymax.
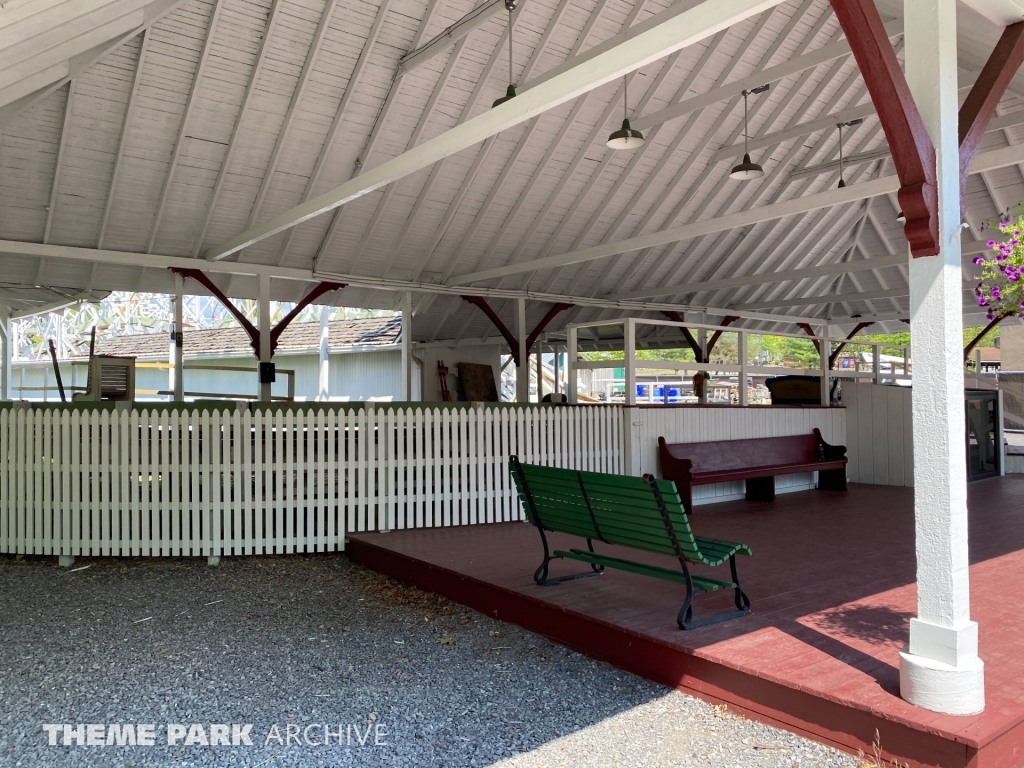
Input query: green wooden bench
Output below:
<box><xmin>509</xmin><ymin>456</ymin><xmax>752</xmax><ymax>630</ymax></box>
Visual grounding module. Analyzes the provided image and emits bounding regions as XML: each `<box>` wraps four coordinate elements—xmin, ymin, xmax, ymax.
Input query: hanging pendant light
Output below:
<box><xmin>607</xmin><ymin>75</ymin><xmax>645</xmax><ymax>149</ymax></box>
<box><xmin>492</xmin><ymin>0</ymin><xmax>518</xmax><ymax>108</ymax></box>
<box><xmin>730</xmin><ymin>86</ymin><xmax>768</xmax><ymax>180</ymax></box>
<box><xmin>835</xmin><ymin>118</ymin><xmax>862</xmax><ymax>189</ymax></box>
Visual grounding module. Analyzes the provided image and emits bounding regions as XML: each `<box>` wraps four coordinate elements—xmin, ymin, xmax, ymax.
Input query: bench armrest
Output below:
<box><xmin>658</xmin><ymin>436</ymin><xmax>694</xmax><ymax>483</ymax></box>
<box><xmin>813</xmin><ymin>428</ymin><xmax>847</xmax><ymax>462</ymax></box>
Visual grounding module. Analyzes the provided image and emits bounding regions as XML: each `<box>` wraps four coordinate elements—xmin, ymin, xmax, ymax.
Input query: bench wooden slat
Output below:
<box><xmin>557</xmin><ymin>549</ymin><xmax>737</xmax><ymax>592</ymax></box>
<box><xmin>509</xmin><ymin>456</ymin><xmax>753</xmax><ymax>629</ymax></box>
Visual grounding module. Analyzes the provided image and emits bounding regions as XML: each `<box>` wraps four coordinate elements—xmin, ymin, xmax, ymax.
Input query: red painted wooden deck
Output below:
<box><xmin>348</xmin><ymin>478</ymin><xmax>1024</xmax><ymax>768</ymax></box>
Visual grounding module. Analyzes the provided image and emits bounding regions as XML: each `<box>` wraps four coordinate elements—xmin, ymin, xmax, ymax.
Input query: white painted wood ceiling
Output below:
<box><xmin>0</xmin><ymin>0</ymin><xmax>1022</xmax><ymax>341</ymax></box>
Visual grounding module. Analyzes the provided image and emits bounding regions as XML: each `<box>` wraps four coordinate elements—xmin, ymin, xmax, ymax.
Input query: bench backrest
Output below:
<box><xmin>509</xmin><ymin>458</ymin><xmax>702</xmax><ymax>561</ymax></box>
<box><xmin>661</xmin><ymin>433</ymin><xmax>819</xmax><ymax>474</ymax></box>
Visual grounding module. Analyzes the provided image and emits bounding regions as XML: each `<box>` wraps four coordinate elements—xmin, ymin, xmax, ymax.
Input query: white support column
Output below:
<box><xmin>536</xmin><ymin>337</ymin><xmax>545</xmax><ymax>401</ymax></box>
<box><xmin>258</xmin><ymin>273</ymin><xmax>272</xmax><ymax>402</ymax></box>
<box><xmin>697</xmin><ymin>326</ymin><xmax>708</xmax><ymax>404</ymax></box>
<box><xmin>172</xmin><ymin>273</ymin><xmax>184</xmax><ymax>402</ymax></box>
<box><xmin>872</xmin><ymin>342</ymin><xmax>881</xmax><ymax>383</ymax></box>
<box><xmin>900</xmin><ymin>0</ymin><xmax>984</xmax><ymax>715</ymax></box>
<box><xmin>401</xmin><ymin>291</ymin><xmax>412</xmax><ymax>402</ymax></box>
<box><xmin>553</xmin><ymin>344</ymin><xmax>561</xmax><ymax>395</ymax></box>
<box><xmin>515</xmin><ymin>298</ymin><xmax>529</xmax><ymax>403</ymax></box>
<box><xmin>819</xmin><ymin>325</ymin><xmax>830</xmax><ymax>406</ymax></box>
<box><xmin>738</xmin><ymin>329</ymin><xmax>748</xmax><ymax>406</ymax></box>
<box><xmin>625</xmin><ymin>319</ymin><xmax>637</xmax><ymax>406</ymax></box>
<box><xmin>318</xmin><ymin>306</ymin><xmax>330</xmax><ymax>401</ymax></box>
<box><xmin>0</xmin><ymin>304</ymin><xmax>10</xmax><ymax>401</ymax></box>
<box><xmin>567</xmin><ymin>328</ymin><xmax>578</xmax><ymax>404</ymax></box>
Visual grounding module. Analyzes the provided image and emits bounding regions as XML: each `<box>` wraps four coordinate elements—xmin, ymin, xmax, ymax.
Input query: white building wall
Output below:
<box><xmin>419</xmin><ymin>344</ymin><xmax>502</xmax><ymax>401</ymax></box>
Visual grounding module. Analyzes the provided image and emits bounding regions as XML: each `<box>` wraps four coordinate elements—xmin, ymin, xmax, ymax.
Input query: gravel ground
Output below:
<box><xmin>0</xmin><ymin>553</ymin><xmax>861</xmax><ymax>768</ymax></box>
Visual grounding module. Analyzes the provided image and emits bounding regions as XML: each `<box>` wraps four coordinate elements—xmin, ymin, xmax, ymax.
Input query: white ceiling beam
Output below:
<box><xmin>204</xmin><ymin>0</ymin><xmax>792</xmax><ymax>262</ymax></box>
<box><xmin>552</xmin><ymin>5</ymin><xmax>789</xmax><ymax>293</ymax></box>
<box><xmin>0</xmin><ymin>240</ymin><xmax>313</xmax><ymax>280</ymax></box>
<box><xmin>244</xmin><ymin>0</ymin><xmax>339</xmax><ymax>231</ymax></box>
<box><xmin>306</xmin><ymin>0</ymin><xmax>445</xmax><ymax>270</ymax></box>
<box><xmin>630</xmin><ymin>19</ymin><xmax>903</xmax><ymax>131</ymax></box>
<box><xmin>453</xmin><ymin>176</ymin><xmax>897</xmax><ymax>285</ymax></box>
<box><xmin>367</xmin><ymin>36</ymin><xmax>475</xmax><ymax>276</ymax></box>
<box><xmin>608</xmin><ymin>239</ymin><xmax>992</xmax><ymax>303</ymax></box>
<box><xmin>396</xmin><ymin>0</ymin><xmax>509</xmax><ymax>77</ymax></box>
<box><xmin>42</xmin><ymin>80</ymin><xmax>75</xmax><ymax>245</ymax></box>
<box><xmin>0</xmin><ymin>0</ymin><xmax>185</xmax><ymax>127</ymax></box>
<box><xmin>97</xmin><ymin>30</ymin><xmax>148</xmax><ymax>249</ymax></box>
<box><xmin>458</xmin><ymin>139</ymin><xmax>1024</xmax><ymax>287</ymax></box>
<box><xmin>274</xmin><ymin>0</ymin><xmax>394</xmax><ymax>266</ymax></box>
<box><xmin>145</xmin><ymin>0</ymin><xmax>227</xmax><ymax>253</ymax></box>
<box><xmin>616</xmin><ymin>46</ymin><xmax>866</xmax><ymax>295</ymax></box>
<box><xmin>189</xmin><ymin>0</ymin><xmax>285</xmax><ymax>257</ymax></box>
<box><xmin>351</xmin><ymin>0</ymin><xmax>616</xmax><ymax>281</ymax></box>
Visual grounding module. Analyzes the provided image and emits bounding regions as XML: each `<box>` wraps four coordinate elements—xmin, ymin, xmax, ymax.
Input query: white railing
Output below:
<box><xmin>0</xmin><ymin>403</ymin><xmax>623</xmax><ymax>558</ymax></box>
<box><xmin>566</xmin><ymin>317</ymin><xmax>911</xmax><ymax>405</ymax></box>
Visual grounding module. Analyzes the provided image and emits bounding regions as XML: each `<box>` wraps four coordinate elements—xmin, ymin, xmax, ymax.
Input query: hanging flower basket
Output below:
<box><xmin>974</xmin><ymin>215</ymin><xmax>1024</xmax><ymax>322</ymax></box>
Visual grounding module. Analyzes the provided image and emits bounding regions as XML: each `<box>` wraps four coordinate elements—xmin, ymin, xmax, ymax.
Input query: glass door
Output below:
<box><xmin>965</xmin><ymin>390</ymin><xmax>999</xmax><ymax>481</ymax></box>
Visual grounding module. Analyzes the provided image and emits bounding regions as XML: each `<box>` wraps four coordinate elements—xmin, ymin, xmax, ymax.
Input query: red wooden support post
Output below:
<box><xmin>462</xmin><ymin>297</ymin><xmax>573</xmax><ymax>366</ymax></box>
<box><xmin>963</xmin><ymin>314</ymin><xmax>1007</xmax><ymax>361</ymax></box>
<box><xmin>829</xmin><ymin>322</ymin><xmax>871</xmax><ymax>367</ymax></box>
<box><xmin>706</xmin><ymin>316</ymin><xmax>739</xmax><ymax>359</ymax></box>
<box><xmin>829</xmin><ymin>0</ymin><xmax>938</xmax><ymax>256</ymax></box>
<box><xmin>661</xmin><ymin>311</ymin><xmax>704</xmax><ymax>361</ymax></box>
<box><xmin>268</xmin><ymin>281</ymin><xmax>345</xmax><ymax>353</ymax></box>
<box><xmin>170</xmin><ymin>268</ymin><xmax>344</xmax><ymax>355</ymax></box>
<box><xmin>461</xmin><ymin>296</ymin><xmax>520</xmax><ymax>364</ymax></box>
<box><xmin>957</xmin><ymin>22</ymin><xmax>1024</xmax><ymax>211</ymax></box>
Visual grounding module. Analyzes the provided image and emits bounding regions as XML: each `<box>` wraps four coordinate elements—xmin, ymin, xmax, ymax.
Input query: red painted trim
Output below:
<box><xmin>525</xmin><ymin>302</ymin><xmax>573</xmax><ymax>353</ymax></box>
<box><xmin>796</xmin><ymin>322</ymin><xmax>823</xmax><ymax>357</ymax></box>
<box><xmin>268</xmin><ymin>282</ymin><xmax>344</xmax><ymax>353</ymax></box>
<box><xmin>706</xmin><ymin>315</ymin><xmax>739</xmax><ymax>359</ymax></box>
<box><xmin>462</xmin><ymin>296</ymin><xmax>520</xmax><ymax>364</ymax></box>
<box><xmin>171</xmin><ymin>268</ymin><xmax>260</xmax><ymax>353</ymax></box>
<box><xmin>963</xmin><ymin>314</ymin><xmax>1007</xmax><ymax>361</ymax></box>
<box><xmin>829</xmin><ymin>0</ymin><xmax>938</xmax><ymax>257</ymax></box>
<box><xmin>661</xmin><ymin>311</ymin><xmax>704</xmax><ymax>361</ymax></box>
<box><xmin>172</xmin><ymin>269</ymin><xmax>344</xmax><ymax>356</ymax></box>
<box><xmin>347</xmin><ymin>535</ymin><xmax>984</xmax><ymax>768</ymax></box>
<box><xmin>463</xmin><ymin>299</ymin><xmax>574</xmax><ymax>365</ymax></box>
<box><xmin>829</xmin><ymin>322</ymin><xmax>871</xmax><ymax>367</ymax></box>
<box><xmin>959</xmin><ymin>22</ymin><xmax>1024</xmax><ymax>208</ymax></box>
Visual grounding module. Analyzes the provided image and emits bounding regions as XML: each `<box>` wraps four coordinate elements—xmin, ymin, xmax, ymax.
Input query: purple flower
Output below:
<box><xmin>974</xmin><ymin>257</ymin><xmax>985</xmax><ymax>265</ymax></box>
<box><xmin>987</xmin><ymin>310</ymin><xmax>995</xmax><ymax>320</ymax></box>
<box><xmin>979</xmin><ymin>297</ymin><xmax>989</xmax><ymax>306</ymax></box>
<box><xmin>988</xmin><ymin>239</ymin><xmax>997</xmax><ymax>247</ymax></box>
<box><xmin>1012</xmin><ymin>239</ymin><xmax>1020</xmax><ymax>246</ymax></box>
<box><xmin>1015</xmin><ymin>229</ymin><xmax>1021</xmax><ymax>236</ymax></box>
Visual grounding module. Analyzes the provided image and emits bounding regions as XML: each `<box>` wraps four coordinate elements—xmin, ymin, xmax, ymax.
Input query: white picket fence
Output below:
<box><xmin>0</xmin><ymin>404</ymin><xmax>623</xmax><ymax>558</ymax></box>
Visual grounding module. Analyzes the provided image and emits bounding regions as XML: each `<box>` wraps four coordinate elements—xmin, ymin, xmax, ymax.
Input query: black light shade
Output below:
<box><xmin>492</xmin><ymin>84</ymin><xmax>516</xmax><ymax>108</ymax></box>
<box><xmin>730</xmin><ymin>153</ymin><xmax>764</xmax><ymax>180</ymax></box>
<box><xmin>837</xmin><ymin>178</ymin><xmax>846</xmax><ymax>188</ymax></box>
<box><xmin>606</xmin><ymin>118</ymin><xmax>645</xmax><ymax>149</ymax></box>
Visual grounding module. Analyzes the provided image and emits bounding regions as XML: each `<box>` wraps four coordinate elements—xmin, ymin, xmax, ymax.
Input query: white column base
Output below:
<box><xmin>58</xmin><ymin>555</ymin><xmax>75</xmax><ymax>568</ymax></box>
<box><xmin>207</xmin><ymin>555</ymin><xmax>221</xmax><ymax>567</ymax></box>
<box><xmin>900</xmin><ymin>651</ymin><xmax>984</xmax><ymax>715</ymax></box>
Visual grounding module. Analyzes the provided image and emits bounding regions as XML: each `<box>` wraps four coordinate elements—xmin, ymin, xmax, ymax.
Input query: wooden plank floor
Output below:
<box><xmin>348</xmin><ymin>479</ymin><xmax>1024</xmax><ymax>768</ymax></box>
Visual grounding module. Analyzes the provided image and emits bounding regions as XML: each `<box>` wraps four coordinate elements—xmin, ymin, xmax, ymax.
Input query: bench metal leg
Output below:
<box><xmin>677</xmin><ymin>556</ymin><xmax>751</xmax><ymax>630</ymax></box>
<box><xmin>745</xmin><ymin>475</ymin><xmax>775</xmax><ymax>502</ymax></box>
<box><xmin>534</xmin><ymin>533</ymin><xmax>604</xmax><ymax>586</ymax></box>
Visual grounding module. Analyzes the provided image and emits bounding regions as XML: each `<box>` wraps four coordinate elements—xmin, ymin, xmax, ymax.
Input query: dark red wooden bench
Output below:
<box><xmin>658</xmin><ymin>429</ymin><xmax>847</xmax><ymax>515</ymax></box>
